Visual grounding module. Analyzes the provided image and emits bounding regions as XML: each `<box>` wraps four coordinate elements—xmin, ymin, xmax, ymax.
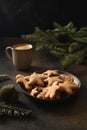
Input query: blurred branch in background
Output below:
<box><xmin>22</xmin><ymin>22</ymin><xmax>87</xmax><ymax>69</ymax></box>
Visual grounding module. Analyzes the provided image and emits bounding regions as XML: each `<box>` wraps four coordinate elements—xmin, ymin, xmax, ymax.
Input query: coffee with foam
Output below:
<box><xmin>5</xmin><ymin>43</ymin><xmax>33</xmax><ymax>70</ymax></box>
<box><xmin>14</xmin><ymin>44</ymin><xmax>32</xmax><ymax>50</ymax></box>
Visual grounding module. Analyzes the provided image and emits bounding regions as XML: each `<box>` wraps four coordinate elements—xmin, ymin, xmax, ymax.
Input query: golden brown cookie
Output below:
<box><xmin>43</xmin><ymin>70</ymin><xmax>60</xmax><ymax>77</ymax></box>
<box><xmin>58</xmin><ymin>80</ymin><xmax>79</xmax><ymax>95</ymax></box>
<box><xmin>44</xmin><ymin>76</ymin><xmax>63</xmax><ymax>86</ymax></box>
<box><xmin>16</xmin><ymin>74</ymin><xmax>31</xmax><ymax>90</ymax></box>
<box><xmin>37</xmin><ymin>81</ymin><xmax>59</xmax><ymax>99</ymax></box>
<box><xmin>27</xmin><ymin>72</ymin><xmax>45</xmax><ymax>87</ymax></box>
<box><xmin>44</xmin><ymin>81</ymin><xmax>60</xmax><ymax>99</ymax></box>
<box><xmin>16</xmin><ymin>70</ymin><xmax>79</xmax><ymax>100</ymax></box>
<box><xmin>37</xmin><ymin>87</ymin><xmax>47</xmax><ymax>99</ymax></box>
<box><xmin>30</xmin><ymin>87</ymin><xmax>39</xmax><ymax>96</ymax></box>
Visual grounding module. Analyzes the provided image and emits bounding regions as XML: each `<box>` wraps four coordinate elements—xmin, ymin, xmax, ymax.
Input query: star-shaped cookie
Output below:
<box><xmin>44</xmin><ymin>76</ymin><xmax>63</xmax><ymax>86</ymax></box>
<box><xmin>58</xmin><ymin>80</ymin><xmax>79</xmax><ymax>95</ymax></box>
<box><xmin>26</xmin><ymin>72</ymin><xmax>45</xmax><ymax>87</ymax></box>
<box><xmin>42</xmin><ymin>70</ymin><xmax>60</xmax><ymax>77</ymax></box>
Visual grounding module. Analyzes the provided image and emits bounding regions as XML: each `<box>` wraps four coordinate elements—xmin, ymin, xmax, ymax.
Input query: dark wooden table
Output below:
<box><xmin>0</xmin><ymin>38</ymin><xmax>87</xmax><ymax>130</ymax></box>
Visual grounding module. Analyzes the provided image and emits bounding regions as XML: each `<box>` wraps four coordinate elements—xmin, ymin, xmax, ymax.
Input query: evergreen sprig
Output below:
<box><xmin>22</xmin><ymin>22</ymin><xmax>87</xmax><ymax>69</ymax></box>
<box><xmin>0</xmin><ymin>101</ymin><xmax>32</xmax><ymax>117</ymax></box>
<box><xmin>0</xmin><ymin>74</ymin><xmax>10</xmax><ymax>82</ymax></box>
<box><xmin>0</xmin><ymin>77</ymin><xmax>32</xmax><ymax>117</ymax></box>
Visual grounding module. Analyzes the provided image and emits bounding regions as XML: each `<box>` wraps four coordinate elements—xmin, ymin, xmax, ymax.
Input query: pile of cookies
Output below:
<box><xmin>16</xmin><ymin>70</ymin><xmax>79</xmax><ymax>100</ymax></box>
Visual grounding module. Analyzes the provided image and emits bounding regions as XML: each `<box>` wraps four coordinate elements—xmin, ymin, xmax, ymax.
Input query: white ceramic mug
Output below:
<box><xmin>5</xmin><ymin>43</ymin><xmax>33</xmax><ymax>70</ymax></box>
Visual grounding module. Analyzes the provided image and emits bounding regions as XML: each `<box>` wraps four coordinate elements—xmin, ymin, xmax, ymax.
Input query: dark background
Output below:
<box><xmin>0</xmin><ymin>0</ymin><xmax>87</xmax><ymax>37</ymax></box>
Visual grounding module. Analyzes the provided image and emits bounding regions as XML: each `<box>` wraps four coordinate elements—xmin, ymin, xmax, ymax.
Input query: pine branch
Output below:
<box><xmin>0</xmin><ymin>101</ymin><xmax>32</xmax><ymax>117</ymax></box>
<box><xmin>21</xmin><ymin>21</ymin><xmax>87</xmax><ymax>69</ymax></box>
<box><xmin>0</xmin><ymin>74</ymin><xmax>10</xmax><ymax>82</ymax></box>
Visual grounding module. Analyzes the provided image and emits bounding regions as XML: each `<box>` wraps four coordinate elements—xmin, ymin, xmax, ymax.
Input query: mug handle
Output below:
<box><xmin>5</xmin><ymin>46</ymin><xmax>13</xmax><ymax>62</ymax></box>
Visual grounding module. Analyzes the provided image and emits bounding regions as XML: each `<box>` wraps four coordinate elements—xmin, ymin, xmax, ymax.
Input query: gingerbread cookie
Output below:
<box><xmin>16</xmin><ymin>74</ymin><xmax>31</xmax><ymax>90</ymax></box>
<box><xmin>58</xmin><ymin>79</ymin><xmax>79</xmax><ymax>95</ymax></box>
<box><xmin>16</xmin><ymin>70</ymin><xmax>80</xmax><ymax>100</ymax></box>
<box><xmin>30</xmin><ymin>87</ymin><xmax>39</xmax><ymax>96</ymax></box>
<box><xmin>28</xmin><ymin>72</ymin><xmax>46</xmax><ymax>86</ymax></box>
<box><xmin>44</xmin><ymin>81</ymin><xmax>60</xmax><ymax>99</ymax></box>
<box><xmin>42</xmin><ymin>70</ymin><xmax>60</xmax><ymax>77</ymax></box>
<box><xmin>37</xmin><ymin>81</ymin><xmax>60</xmax><ymax>99</ymax></box>
<box><xmin>44</xmin><ymin>76</ymin><xmax>63</xmax><ymax>86</ymax></box>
